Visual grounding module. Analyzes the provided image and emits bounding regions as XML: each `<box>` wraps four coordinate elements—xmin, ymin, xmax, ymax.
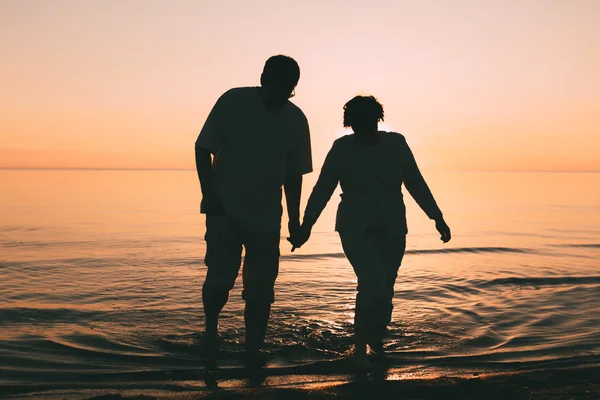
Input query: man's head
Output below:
<box><xmin>260</xmin><ymin>55</ymin><xmax>300</xmax><ymax>109</ymax></box>
<box><xmin>343</xmin><ymin>95</ymin><xmax>384</xmax><ymax>133</ymax></box>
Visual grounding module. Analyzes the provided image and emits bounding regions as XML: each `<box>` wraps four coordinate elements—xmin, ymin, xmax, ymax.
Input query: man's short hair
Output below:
<box><xmin>262</xmin><ymin>55</ymin><xmax>300</xmax><ymax>87</ymax></box>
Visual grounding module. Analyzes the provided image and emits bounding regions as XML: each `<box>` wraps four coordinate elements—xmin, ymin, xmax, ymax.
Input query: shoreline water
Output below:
<box><xmin>2</xmin><ymin>170</ymin><xmax>599</xmax><ymax>399</ymax></box>
<box><xmin>3</xmin><ymin>365</ymin><xmax>598</xmax><ymax>399</ymax></box>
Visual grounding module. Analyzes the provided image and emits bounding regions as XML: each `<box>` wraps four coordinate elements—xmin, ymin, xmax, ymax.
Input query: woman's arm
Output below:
<box><xmin>303</xmin><ymin>142</ymin><xmax>341</xmax><ymax>225</ymax></box>
<box><xmin>400</xmin><ymin>136</ymin><xmax>451</xmax><ymax>242</ymax></box>
<box><xmin>400</xmin><ymin>136</ymin><xmax>442</xmax><ymax>220</ymax></box>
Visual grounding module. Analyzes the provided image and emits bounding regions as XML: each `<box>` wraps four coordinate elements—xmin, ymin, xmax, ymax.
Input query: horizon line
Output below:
<box><xmin>1</xmin><ymin>167</ymin><xmax>600</xmax><ymax>173</ymax></box>
<box><xmin>0</xmin><ymin>167</ymin><xmax>195</xmax><ymax>172</ymax></box>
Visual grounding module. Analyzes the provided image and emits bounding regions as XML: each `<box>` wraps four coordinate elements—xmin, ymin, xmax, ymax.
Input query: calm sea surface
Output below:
<box><xmin>1</xmin><ymin>170</ymin><xmax>599</xmax><ymax>397</ymax></box>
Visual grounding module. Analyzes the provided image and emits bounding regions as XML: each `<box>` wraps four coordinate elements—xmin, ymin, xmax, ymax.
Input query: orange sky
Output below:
<box><xmin>1</xmin><ymin>0</ymin><xmax>599</xmax><ymax>171</ymax></box>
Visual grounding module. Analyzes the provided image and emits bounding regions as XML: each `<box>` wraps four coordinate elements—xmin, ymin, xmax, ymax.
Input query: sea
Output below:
<box><xmin>1</xmin><ymin>169</ymin><xmax>599</xmax><ymax>399</ymax></box>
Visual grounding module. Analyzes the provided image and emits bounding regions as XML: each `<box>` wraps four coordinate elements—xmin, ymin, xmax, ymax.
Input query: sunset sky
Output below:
<box><xmin>1</xmin><ymin>0</ymin><xmax>599</xmax><ymax>171</ymax></box>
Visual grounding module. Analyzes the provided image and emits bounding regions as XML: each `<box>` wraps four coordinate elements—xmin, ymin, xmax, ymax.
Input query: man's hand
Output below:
<box><xmin>201</xmin><ymin>189</ymin><xmax>225</xmax><ymax>216</ymax></box>
<box><xmin>435</xmin><ymin>216</ymin><xmax>451</xmax><ymax>243</ymax></box>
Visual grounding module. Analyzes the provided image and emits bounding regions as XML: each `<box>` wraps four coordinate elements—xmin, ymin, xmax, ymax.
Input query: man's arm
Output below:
<box><xmin>194</xmin><ymin>92</ymin><xmax>227</xmax><ymax>215</ymax></box>
<box><xmin>195</xmin><ymin>145</ymin><xmax>213</xmax><ymax>192</ymax></box>
<box><xmin>284</xmin><ymin>174</ymin><xmax>302</xmax><ymax>233</ymax></box>
<box><xmin>285</xmin><ymin>115</ymin><xmax>313</xmax><ymax>233</ymax></box>
<box><xmin>195</xmin><ymin>145</ymin><xmax>223</xmax><ymax>215</ymax></box>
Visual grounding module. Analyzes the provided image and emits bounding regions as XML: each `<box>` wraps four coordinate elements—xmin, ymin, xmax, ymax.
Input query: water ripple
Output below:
<box><xmin>281</xmin><ymin>246</ymin><xmax>531</xmax><ymax>261</ymax></box>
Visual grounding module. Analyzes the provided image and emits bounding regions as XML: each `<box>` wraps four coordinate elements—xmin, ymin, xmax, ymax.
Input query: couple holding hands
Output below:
<box><xmin>195</xmin><ymin>55</ymin><xmax>451</xmax><ymax>367</ymax></box>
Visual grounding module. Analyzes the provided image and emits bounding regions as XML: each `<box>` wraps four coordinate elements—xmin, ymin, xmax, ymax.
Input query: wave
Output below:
<box><xmin>475</xmin><ymin>276</ymin><xmax>600</xmax><ymax>288</ymax></box>
<box><xmin>0</xmin><ymin>240</ymin><xmax>95</xmax><ymax>249</ymax></box>
<box><xmin>281</xmin><ymin>246</ymin><xmax>530</xmax><ymax>261</ymax></box>
<box><xmin>0</xmin><ymin>307</ymin><xmax>105</xmax><ymax>323</ymax></box>
<box><xmin>557</xmin><ymin>243</ymin><xmax>600</xmax><ymax>249</ymax></box>
<box><xmin>0</xmin><ymin>306</ymin><xmax>201</xmax><ymax>325</ymax></box>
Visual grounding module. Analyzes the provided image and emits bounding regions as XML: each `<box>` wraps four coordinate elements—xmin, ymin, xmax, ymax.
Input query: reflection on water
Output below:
<box><xmin>1</xmin><ymin>170</ymin><xmax>599</xmax><ymax>394</ymax></box>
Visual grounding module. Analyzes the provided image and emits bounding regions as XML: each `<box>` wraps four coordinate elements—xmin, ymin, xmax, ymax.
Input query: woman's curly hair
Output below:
<box><xmin>343</xmin><ymin>95</ymin><xmax>384</xmax><ymax>128</ymax></box>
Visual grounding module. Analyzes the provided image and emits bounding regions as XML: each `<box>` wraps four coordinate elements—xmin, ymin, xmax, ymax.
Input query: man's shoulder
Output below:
<box><xmin>219</xmin><ymin>86</ymin><xmax>255</xmax><ymax>102</ymax></box>
<box><xmin>283</xmin><ymin>101</ymin><xmax>308</xmax><ymax>124</ymax></box>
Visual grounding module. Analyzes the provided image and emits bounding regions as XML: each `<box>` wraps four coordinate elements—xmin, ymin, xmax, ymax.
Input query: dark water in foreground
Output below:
<box><xmin>1</xmin><ymin>170</ymin><xmax>599</xmax><ymax>398</ymax></box>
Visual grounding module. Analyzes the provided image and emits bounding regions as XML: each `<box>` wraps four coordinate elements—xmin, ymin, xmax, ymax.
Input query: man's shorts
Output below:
<box><xmin>203</xmin><ymin>214</ymin><xmax>280</xmax><ymax>303</ymax></box>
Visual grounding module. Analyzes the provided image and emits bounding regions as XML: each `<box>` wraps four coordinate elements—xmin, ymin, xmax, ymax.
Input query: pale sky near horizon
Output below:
<box><xmin>1</xmin><ymin>0</ymin><xmax>599</xmax><ymax>171</ymax></box>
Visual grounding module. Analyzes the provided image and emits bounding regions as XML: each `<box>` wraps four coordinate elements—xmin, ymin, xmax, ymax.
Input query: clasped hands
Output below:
<box><xmin>287</xmin><ymin>219</ymin><xmax>315</xmax><ymax>252</ymax></box>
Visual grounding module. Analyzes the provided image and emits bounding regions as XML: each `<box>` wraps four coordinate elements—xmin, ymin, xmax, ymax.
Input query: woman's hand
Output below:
<box><xmin>435</xmin><ymin>216</ymin><xmax>451</xmax><ymax>243</ymax></box>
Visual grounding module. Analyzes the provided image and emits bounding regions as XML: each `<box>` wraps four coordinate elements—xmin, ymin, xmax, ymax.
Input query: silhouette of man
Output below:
<box><xmin>194</xmin><ymin>55</ymin><xmax>312</xmax><ymax>365</ymax></box>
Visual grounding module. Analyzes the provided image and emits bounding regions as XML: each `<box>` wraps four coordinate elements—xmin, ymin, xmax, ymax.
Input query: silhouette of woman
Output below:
<box><xmin>289</xmin><ymin>95</ymin><xmax>451</xmax><ymax>363</ymax></box>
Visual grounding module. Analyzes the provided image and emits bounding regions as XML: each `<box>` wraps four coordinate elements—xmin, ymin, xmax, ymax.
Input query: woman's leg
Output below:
<box><xmin>339</xmin><ymin>229</ymin><xmax>388</xmax><ymax>354</ymax></box>
<box><xmin>369</xmin><ymin>232</ymin><xmax>406</xmax><ymax>351</ymax></box>
<box><xmin>378</xmin><ymin>234</ymin><xmax>407</xmax><ymax>327</ymax></box>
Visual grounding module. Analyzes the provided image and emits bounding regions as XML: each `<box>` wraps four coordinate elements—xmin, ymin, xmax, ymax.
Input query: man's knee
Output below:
<box><xmin>203</xmin><ymin>267</ymin><xmax>238</xmax><ymax>297</ymax></box>
<box><xmin>242</xmin><ymin>266</ymin><xmax>278</xmax><ymax>304</ymax></box>
<box><xmin>203</xmin><ymin>240</ymin><xmax>242</xmax><ymax>298</ymax></box>
<box><xmin>240</xmin><ymin>231</ymin><xmax>280</xmax><ymax>304</ymax></box>
<box><xmin>241</xmin><ymin>286</ymin><xmax>275</xmax><ymax>304</ymax></box>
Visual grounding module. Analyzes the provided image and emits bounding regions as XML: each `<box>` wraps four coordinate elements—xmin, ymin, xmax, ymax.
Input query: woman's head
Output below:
<box><xmin>343</xmin><ymin>95</ymin><xmax>384</xmax><ymax>133</ymax></box>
